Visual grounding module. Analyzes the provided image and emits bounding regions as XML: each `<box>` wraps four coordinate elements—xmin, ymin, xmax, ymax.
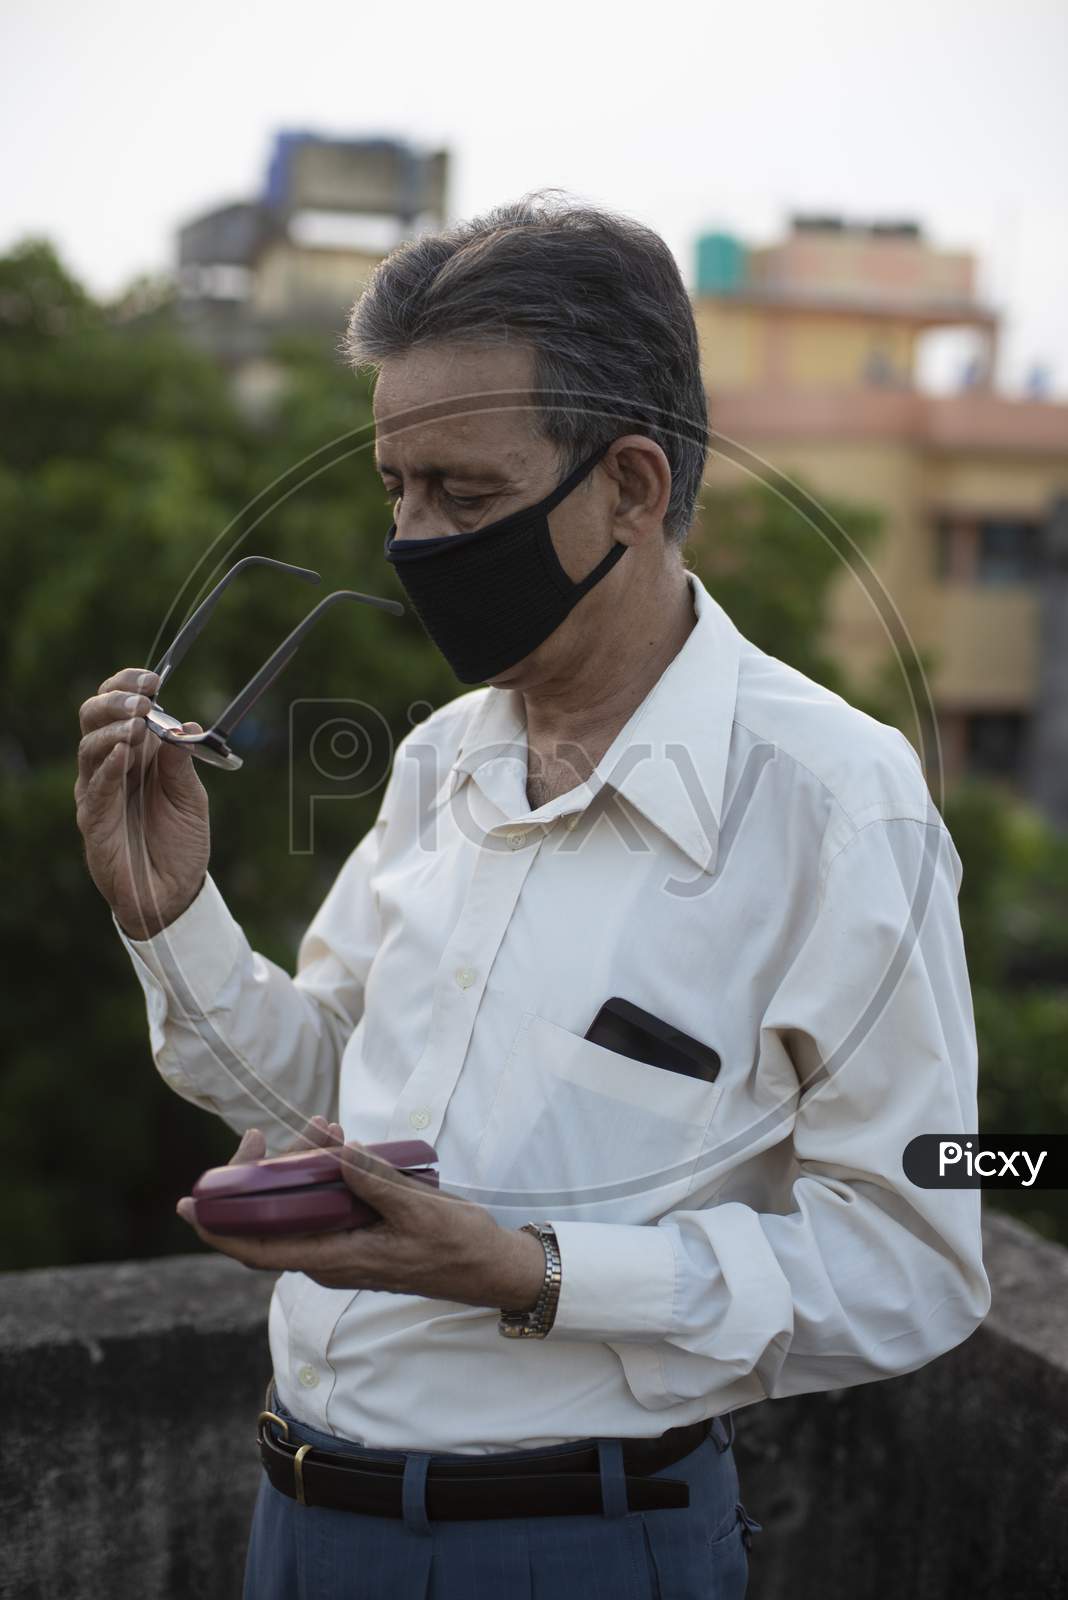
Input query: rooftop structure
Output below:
<box><xmin>174</xmin><ymin>132</ymin><xmax>448</xmax><ymax>361</ymax></box>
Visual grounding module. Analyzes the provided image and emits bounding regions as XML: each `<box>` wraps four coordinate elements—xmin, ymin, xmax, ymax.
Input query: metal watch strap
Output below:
<box><xmin>498</xmin><ymin>1222</ymin><xmax>562</xmax><ymax>1339</ymax></box>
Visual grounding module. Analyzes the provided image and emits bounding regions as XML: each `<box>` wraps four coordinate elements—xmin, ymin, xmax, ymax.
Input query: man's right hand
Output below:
<box><xmin>75</xmin><ymin>668</ymin><xmax>211</xmax><ymax>941</ymax></box>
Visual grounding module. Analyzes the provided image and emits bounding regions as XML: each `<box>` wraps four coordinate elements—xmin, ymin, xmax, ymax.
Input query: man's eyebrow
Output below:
<box><xmin>373</xmin><ymin>459</ymin><xmax>509</xmax><ymax>482</ymax></box>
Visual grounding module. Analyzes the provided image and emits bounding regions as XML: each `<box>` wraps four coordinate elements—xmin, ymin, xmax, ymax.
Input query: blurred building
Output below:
<box><xmin>695</xmin><ymin>216</ymin><xmax>1068</xmax><ymax>799</ymax></box>
<box><xmin>174</xmin><ymin>131</ymin><xmax>447</xmax><ymax>398</ymax></box>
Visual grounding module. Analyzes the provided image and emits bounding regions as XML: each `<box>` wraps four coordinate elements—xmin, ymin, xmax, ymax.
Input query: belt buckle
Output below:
<box><xmin>259</xmin><ymin>1409</ymin><xmax>313</xmax><ymax>1507</ymax></box>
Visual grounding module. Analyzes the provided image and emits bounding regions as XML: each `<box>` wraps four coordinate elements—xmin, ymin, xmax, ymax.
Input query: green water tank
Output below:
<box><xmin>696</xmin><ymin>232</ymin><xmax>746</xmax><ymax>295</ymax></box>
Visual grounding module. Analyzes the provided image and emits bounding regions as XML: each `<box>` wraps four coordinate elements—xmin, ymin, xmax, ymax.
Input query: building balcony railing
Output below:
<box><xmin>708</xmin><ymin>386</ymin><xmax>1068</xmax><ymax>455</ymax></box>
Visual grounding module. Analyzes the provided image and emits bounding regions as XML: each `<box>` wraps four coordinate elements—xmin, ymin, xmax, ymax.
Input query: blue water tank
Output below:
<box><xmin>696</xmin><ymin>232</ymin><xmax>746</xmax><ymax>295</ymax></box>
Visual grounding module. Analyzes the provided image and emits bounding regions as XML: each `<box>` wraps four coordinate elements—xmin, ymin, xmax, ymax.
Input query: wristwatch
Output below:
<box><xmin>498</xmin><ymin>1222</ymin><xmax>562</xmax><ymax>1339</ymax></box>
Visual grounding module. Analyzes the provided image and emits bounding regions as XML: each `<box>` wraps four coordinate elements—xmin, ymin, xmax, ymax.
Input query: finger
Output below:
<box><xmin>292</xmin><ymin>1118</ymin><xmax>330</xmax><ymax>1151</ymax></box>
<box><xmin>174</xmin><ymin>1204</ymin><xmax>276</xmax><ymax>1266</ymax></box>
<box><xmin>334</xmin><ymin>1142</ymin><xmax>425</xmax><ymax>1211</ymax></box>
<box><xmin>287</xmin><ymin>1115</ymin><xmax>345</xmax><ymax>1153</ymax></box>
<box><xmin>135</xmin><ymin>719</ymin><xmax>200</xmax><ymax>782</ymax></box>
<box><xmin>155</xmin><ymin>721</ymin><xmax>206</xmax><ymax>783</ymax></box>
<box><xmin>76</xmin><ymin>738</ymin><xmax>139</xmax><ymax>828</ymax></box>
<box><xmin>77</xmin><ymin>716</ymin><xmax>148</xmax><ymax>782</ymax></box>
<box><xmin>79</xmin><ymin>688</ymin><xmax>156</xmax><ymax>736</ymax></box>
<box><xmin>93</xmin><ymin>668</ymin><xmax>161</xmax><ymax>700</ymax></box>
<box><xmin>232</xmin><ymin>1228</ymin><xmax>364</xmax><ymax>1274</ymax></box>
<box><xmin>226</xmin><ymin>1128</ymin><xmax>267</xmax><ymax>1167</ymax></box>
<box><xmin>175</xmin><ymin>1205</ymin><xmax>344</xmax><ymax>1273</ymax></box>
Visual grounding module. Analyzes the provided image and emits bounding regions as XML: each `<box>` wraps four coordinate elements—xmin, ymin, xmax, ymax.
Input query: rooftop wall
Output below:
<box><xmin>1</xmin><ymin>1211</ymin><xmax>1064</xmax><ymax>1600</ymax></box>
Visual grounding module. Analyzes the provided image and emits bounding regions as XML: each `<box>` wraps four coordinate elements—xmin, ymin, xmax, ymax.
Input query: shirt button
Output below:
<box><xmin>408</xmin><ymin>1107</ymin><xmax>431</xmax><ymax>1131</ymax></box>
<box><xmin>298</xmin><ymin>1364</ymin><xmax>320</xmax><ymax>1389</ymax></box>
<box><xmin>454</xmin><ymin>966</ymin><xmax>476</xmax><ymax>990</ymax></box>
<box><xmin>506</xmin><ymin>829</ymin><xmax>527</xmax><ymax>849</ymax></box>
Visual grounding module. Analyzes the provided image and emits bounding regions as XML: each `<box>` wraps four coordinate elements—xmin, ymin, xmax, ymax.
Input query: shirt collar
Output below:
<box><xmin>429</xmin><ymin>571</ymin><xmax>742</xmax><ymax>876</ymax></box>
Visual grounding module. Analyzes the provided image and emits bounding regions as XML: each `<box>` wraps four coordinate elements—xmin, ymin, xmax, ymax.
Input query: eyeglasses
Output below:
<box><xmin>144</xmin><ymin>556</ymin><xmax>404</xmax><ymax>772</ymax></box>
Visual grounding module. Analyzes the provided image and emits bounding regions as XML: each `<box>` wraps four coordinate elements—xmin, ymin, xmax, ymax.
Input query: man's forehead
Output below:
<box><xmin>370</xmin><ymin>343</ymin><xmax>554</xmax><ymax>478</ymax></box>
<box><xmin>373</xmin><ymin>341</ymin><xmax>534</xmax><ymax>406</ymax></box>
<box><xmin>372</xmin><ymin>401</ymin><xmax>546</xmax><ymax>479</ymax></box>
<box><xmin>373</xmin><ymin>345</ymin><xmax>538</xmax><ymax>431</ymax></box>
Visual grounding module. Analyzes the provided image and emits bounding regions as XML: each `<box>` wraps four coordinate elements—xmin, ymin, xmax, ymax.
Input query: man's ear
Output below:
<box><xmin>604</xmin><ymin>436</ymin><xmax>672</xmax><ymax>545</ymax></box>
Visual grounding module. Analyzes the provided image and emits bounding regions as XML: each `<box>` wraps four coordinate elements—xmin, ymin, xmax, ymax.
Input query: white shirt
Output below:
<box><xmin>121</xmin><ymin>570</ymin><xmax>991</xmax><ymax>1453</ymax></box>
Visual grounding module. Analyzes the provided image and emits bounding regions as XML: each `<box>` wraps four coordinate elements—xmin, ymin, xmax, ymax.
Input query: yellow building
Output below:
<box><xmin>693</xmin><ymin>217</ymin><xmax>1068</xmax><ymax>785</ymax></box>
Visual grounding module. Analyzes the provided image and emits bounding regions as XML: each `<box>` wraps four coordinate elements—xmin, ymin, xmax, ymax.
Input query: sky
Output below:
<box><xmin>3</xmin><ymin>0</ymin><xmax>1067</xmax><ymax>395</ymax></box>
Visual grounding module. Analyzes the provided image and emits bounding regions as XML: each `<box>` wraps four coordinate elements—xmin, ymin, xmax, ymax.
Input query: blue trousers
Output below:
<box><xmin>243</xmin><ymin>1381</ymin><xmax>762</xmax><ymax>1599</ymax></box>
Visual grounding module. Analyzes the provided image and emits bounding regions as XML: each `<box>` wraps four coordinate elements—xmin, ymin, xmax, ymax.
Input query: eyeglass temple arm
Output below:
<box><xmin>152</xmin><ymin>557</ymin><xmax>322</xmax><ymax>689</ymax></box>
<box><xmin>213</xmin><ymin>590</ymin><xmax>405</xmax><ymax>740</ymax></box>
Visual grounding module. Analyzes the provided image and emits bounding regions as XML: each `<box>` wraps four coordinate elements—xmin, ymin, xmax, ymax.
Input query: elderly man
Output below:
<box><xmin>75</xmin><ymin>193</ymin><xmax>990</xmax><ymax>1600</ymax></box>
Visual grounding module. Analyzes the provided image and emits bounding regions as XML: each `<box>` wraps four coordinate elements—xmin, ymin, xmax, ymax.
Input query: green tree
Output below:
<box><xmin>0</xmin><ymin>245</ymin><xmax>442</xmax><ymax>1267</ymax></box>
<box><xmin>942</xmin><ymin>780</ymin><xmax>1068</xmax><ymax>1244</ymax></box>
<box><xmin>691</xmin><ymin>473</ymin><xmax>939</xmax><ymax>740</ymax></box>
<box><xmin>691</xmin><ymin>475</ymin><xmax>881</xmax><ymax>694</ymax></box>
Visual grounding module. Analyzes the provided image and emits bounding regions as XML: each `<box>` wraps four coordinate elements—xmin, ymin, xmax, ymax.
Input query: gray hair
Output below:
<box><xmin>342</xmin><ymin>189</ymin><xmax>709</xmax><ymax>545</ymax></box>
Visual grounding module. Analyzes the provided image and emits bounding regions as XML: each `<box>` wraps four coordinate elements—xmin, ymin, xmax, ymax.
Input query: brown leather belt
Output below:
<box><xmin>257</xmin><ymin>1407</ymin><xmax>709</xmax><ymax>1520</ymax></box>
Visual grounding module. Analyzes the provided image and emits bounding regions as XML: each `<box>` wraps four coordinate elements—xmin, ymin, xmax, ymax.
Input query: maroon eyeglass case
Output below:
<box><xmin>189</xmin><ymin>1140</ymin><xmax>439</xmax><ymax>1236</ymax></box>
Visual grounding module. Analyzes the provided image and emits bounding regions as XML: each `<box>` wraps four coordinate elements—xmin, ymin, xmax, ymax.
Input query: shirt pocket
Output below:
<box><xmin>472</xmin><ymin>1009</ymin><xmax>726</xmax><ymax>1223</ymax></box>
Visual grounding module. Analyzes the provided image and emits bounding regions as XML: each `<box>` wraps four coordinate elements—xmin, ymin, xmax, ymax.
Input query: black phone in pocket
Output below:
<box><xmin>584</xmin><ymin>997</ymin><xmax>722</xmax><ymax>1084</ymax></box>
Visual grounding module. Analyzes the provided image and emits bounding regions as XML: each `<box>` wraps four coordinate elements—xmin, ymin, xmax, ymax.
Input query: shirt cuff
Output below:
<box><xmin>114</xmin><ymin>873</ymin><xmax>244</xmax><ymax>1010</ymax></box>
<box><xmin>545</xmin><ymin>1219</ymin><xmax>677</xmax><ymax>1342</ymax></box>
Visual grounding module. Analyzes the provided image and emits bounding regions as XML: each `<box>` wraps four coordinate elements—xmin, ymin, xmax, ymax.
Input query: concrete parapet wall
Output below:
<box><xmin>0</xmin><ymin>1211</ymin><xmax>1064</xmax><ymax>1599</ymax></box>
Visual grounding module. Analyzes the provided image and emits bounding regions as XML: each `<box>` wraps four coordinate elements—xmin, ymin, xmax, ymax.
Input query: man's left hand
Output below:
<box><xmin>176</xmin><ymin>1121</ymin><xmax>547</xmax><ymax>1314</ymax></box>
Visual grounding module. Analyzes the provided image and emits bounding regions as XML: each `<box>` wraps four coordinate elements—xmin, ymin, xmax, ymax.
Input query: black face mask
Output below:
<box><xmin>383</xmin><ymin>440</ymin><xmax>625</xmax><ymax>683</ymax></box>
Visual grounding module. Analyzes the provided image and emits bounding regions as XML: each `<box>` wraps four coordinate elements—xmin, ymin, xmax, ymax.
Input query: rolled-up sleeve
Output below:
<box><xmin>117</xmin><ymin>804</ymin><xmax>388</xmax><ymax>1154</ymax></box>
<box><xmin>548</xmin><ymin>816</ymin><xmax>992</xmax><ymax>1405</ymax></box>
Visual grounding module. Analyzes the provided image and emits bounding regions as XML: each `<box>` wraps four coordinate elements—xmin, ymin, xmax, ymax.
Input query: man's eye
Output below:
<box><xmin>445</xmin><ymin>493</ymin><xmax>486</xmax><ymax>510</ymax></box>
<box><xmin>383</xmin><ymin>490</ymin><xmax>402</xmax><ymax>509</ymax></box>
